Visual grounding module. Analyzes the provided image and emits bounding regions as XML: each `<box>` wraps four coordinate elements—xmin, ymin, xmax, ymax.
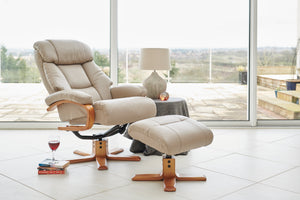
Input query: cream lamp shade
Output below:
<box><xmin>140</xmin><ymin>48</ymin><xmax>171</xmax><ymax>70</ymax></box>
<box><xmin>140</xmin><ymin>48</ymin><xmax>171</xmax><ymax>99</ymax></box>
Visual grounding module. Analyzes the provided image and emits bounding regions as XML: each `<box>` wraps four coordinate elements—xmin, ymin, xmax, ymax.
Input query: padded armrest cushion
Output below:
<box><xmin>94</xmin><ymin>96</ymin><xmax>156</xmax><ymax>125</ymax></box>
<box><xmin>110</xmin><ymin>85</ymin><xmax>147</xmax><ymax>99</ymax></box>
<box><xmin>45</xmin><ymin>90</ymin><xmax>93</xmax><ymax>106</ymax></box>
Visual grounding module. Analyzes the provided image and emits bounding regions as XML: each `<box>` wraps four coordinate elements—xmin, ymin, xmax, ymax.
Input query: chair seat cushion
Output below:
<box><xmin>94</xmin><ymin>97</ymin><xmax>156</xmax><ymax>125</ymax></box>
<box><xmin>128</xmin><ymin>115</ymin><xmax>213</xmax><ymax>155</ymax></box>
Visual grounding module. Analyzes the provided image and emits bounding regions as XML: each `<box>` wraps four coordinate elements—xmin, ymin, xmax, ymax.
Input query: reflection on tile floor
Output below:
<box><xmin>0</xmin><ymin>128</ymin><xmax>299</xmax><ymax>200</ymax></box>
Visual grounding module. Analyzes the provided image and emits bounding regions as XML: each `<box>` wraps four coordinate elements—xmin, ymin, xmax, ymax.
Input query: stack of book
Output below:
<box><xmin>38</xmin><ymin>159</ymin><xmax>70</xmax><ymax>175</ymax></box>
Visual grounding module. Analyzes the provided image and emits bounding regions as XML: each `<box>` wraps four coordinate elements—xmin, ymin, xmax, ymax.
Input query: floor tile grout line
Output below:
<box><xmin>257</xmin><ymin>166</ymin><xmax>299</xmax><ymax>182</ymax></box>
<box><xmin>212</xmin><ymin>182</ymin><xmax>258</xmax><ymax>200</ymax></box>
<box><xmin>266</xmin><ymin>134</ymin><xmax>300</xmax><ymax>149</ymax></box>
<box><xmin>255</xmin><ymin>166</ymin><xmax>300</xmax><ymax>186</ymax></box>
<box><xmin>178</xmin><ymin>150</ymin><xmax>294</xmax><ymax>172</ymax></box>
<box><xmin>0</xmin><ymin>172</ymin><xmax>56</xmax><ymax>200</ymax></box>
<box><xmin>235</xmin><ymin>152</ymin><xmax>300</xmax><ymax>166</ymax></box>
<box><xmin>213</xmin><ymin>181</ymin><xmax>300</xmax><ymax>200</ymax></box>
<box><xmin>189</xmin><ymin>152</ymin><xmax>237</xmax><ymax>165</ymax></box>
<box><xmin>191</xmin><ymin>165</ymin><xmax>257</xmax><ymax>183</ymax></box>
<box><xmin>193</xmin><ymin>162</ymin><xmax>298</xmax><ymax>184</ymax></box>
<box><xmin>189</xmin><ymin>151</ymin><xmax>293</xmax><ymax>167</ymax></box>
<box><xmin>74</xmin><ymin>182</ymin><xmax>132</xmax><ymax>200</ymax></box>
<box><xmin>175</xmin><ymin>153</ymin><xmax>236</xmax><ymax>170</ymax></box>
<box><xmin>259</xmin><ymin>182</ymin><xmax>300</xmax><ymax>195</ymax></box>
<box><xmin>175</xmin><ymin>152</ymin><xmax>239</xmax><ymax>172</ymax></box>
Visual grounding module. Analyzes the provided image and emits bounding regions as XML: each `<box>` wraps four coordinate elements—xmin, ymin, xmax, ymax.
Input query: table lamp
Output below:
<box><xmin>140</xmin><ymin>48</ymin><xmax>170</xmax><ymax>99</ymax></box>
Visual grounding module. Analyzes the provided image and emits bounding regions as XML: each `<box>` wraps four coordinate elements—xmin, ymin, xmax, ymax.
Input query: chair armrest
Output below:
<box><xmin>45</xmin><ymin>90</ymin><xmax>95</xmax><ymax>131</ymax></box>
<box><xmin>110</xmin><ymin>85</ymin><xmax>147</xmax><ymax>99</ymax></box>
<box><xmin>45</xmin><ymin>90</ymin><xmax>93</xmax><ymax>106</ymax></box>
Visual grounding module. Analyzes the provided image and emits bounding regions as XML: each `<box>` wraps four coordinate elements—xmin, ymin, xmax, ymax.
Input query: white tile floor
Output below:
<box><xmin>0</xmin><ymin>128</ymin><xmax>300</xmax><ymax>200</ymax></box>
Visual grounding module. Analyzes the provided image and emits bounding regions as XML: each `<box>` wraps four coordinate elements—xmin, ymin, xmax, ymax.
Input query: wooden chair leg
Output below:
<box><xmin>110</xmin><ymin>148</ymin><xmax>124</xmax><ymax>155</ymax></box>
<box><xmin>73</xmin><ymin>150</ymin><xmax>91</xmax><ymax>156</ymax></box>
<box><xmin>67</xmin><ymin>141</ymin><xmax>95</xmax><ymax>164</ymax></box>
<box><xmin>132</xmin><ymin>156</ymin><xmax>207</xmax><ymax>192</ymax></box>
<box><xmin>66</xmin><ymin>139</ymin><xmax>140</xmax><ymax>169</ymax></box>
<box><xmin>68</xmin><ymin>155</ymin><xmax>96</xmax><ymax>164</ymax></box>
<box><xmin>73</xmin><ymin>147</ymin><xmax>125</xmax><ymax>156</ymax></box>
<box><xmin>96</xmin><ymin>156</ymin><xmax>108</xmax><ymax>170</ymax></box>
<box><xmin>94</xmin><ymin>139</ymin><xmax>140</xmax><ymax>170</ymax></box>
<box><xmin>107</xmin><ymin>155</ymin><xmax>141</xmax><ymax>161</ymax></box>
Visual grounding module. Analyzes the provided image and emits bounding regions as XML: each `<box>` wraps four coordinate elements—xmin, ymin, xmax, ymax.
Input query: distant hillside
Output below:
<box><xmin>2</xmin><ymin>47</ymin><xmax>296</xmax><ymax>83</ymax></box>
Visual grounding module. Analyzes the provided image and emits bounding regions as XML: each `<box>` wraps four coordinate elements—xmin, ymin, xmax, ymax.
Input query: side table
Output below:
<box><xmin>129</xmin><ymin>97</ymin><xmax>190</xmax><ymax>155</ymax></box>
<box><xmin>153</xmin><ymin>97</ymin><xmax>189</xmax><ymax>117</ymax></box>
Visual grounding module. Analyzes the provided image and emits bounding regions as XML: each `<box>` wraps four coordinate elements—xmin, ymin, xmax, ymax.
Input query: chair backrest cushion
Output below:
<box><xmin>34</xmin><ymin>39</ymin><xmax>113</xmax><ymax>101</ymax></box>
<box><xmin>34</xmin><ymin>40</ymin><xmax>93</xmax><ymax>65</ymax></box>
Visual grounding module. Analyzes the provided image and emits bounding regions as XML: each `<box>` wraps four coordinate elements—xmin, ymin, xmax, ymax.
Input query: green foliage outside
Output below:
<box><xmin>93</xmin><ymin>51</ymin><xmax>110</xmax><ymax>76</ymax></box>
<box><xmin>0</xmin><ymin>46</ymin><xmax>296</xmax><ymax>84</ymax></box>
<box><xmin>0</xmin><ymin>46</ymin><xmax>40</xmax><ymax>83</ymax></box>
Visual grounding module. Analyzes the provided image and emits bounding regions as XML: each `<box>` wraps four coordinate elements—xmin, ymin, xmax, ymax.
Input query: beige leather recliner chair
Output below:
<box><xmin>34</xmin><ymin>40</ymin><xmax>157</xmax><ymax>170</ymax></box>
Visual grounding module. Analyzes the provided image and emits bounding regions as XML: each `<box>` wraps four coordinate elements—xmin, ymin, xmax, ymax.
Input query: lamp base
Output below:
<box><xmin>143</xmin><ymin>71</ymin><xmax>167</xmax><ymax>99</ymax></box>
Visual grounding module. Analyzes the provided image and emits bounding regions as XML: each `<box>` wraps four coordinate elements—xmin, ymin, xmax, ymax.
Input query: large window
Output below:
<box><xmin>118</xmin><ymin>0</ymin><xmax>249</xmax><ymax>120</ymax></box>
<box><xmin>1</xmin><ymin>0</ymin><xmax>299</xmax><ymax>126</ymax></box>
<box><xmin>0</xmin><ymin>0</ymin><xmax>110</xmax><ymax>122</ymax></box>
<box><xmin>257</xmin><ymin>0</ymin><xmax>299</xmax><ymax>120</ymax></box>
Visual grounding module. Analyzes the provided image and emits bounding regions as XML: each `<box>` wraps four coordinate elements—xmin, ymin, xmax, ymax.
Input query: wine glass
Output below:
<box><xmin>48</xmin><ymin>133</ymin><xmax>60</xmax><ymax>163</ymax></box>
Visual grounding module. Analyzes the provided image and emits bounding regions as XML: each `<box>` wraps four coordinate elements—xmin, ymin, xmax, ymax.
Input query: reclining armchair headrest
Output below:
<box><xmin>33</xmin><ymin>39</ymin><xmax>93</xmax><ymax>65</ymax></box>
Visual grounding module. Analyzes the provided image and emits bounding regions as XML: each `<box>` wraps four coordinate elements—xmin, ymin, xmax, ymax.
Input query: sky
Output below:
<box><xmin>0</xmin><ymin>0</ymin><xmax>298</xmax><ymax>49</ymax></box>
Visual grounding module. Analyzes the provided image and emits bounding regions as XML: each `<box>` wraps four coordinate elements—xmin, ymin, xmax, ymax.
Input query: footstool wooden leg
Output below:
<box><xmin>164</xmin><ymin>177</ymin><xmax>176</xmax><ymax>192</ymax></box>
<box><xmin>176</xmin><ymin>175</ymin><xmax>206</xmax><ymax>181</ymax></box>
<box><xmin>163</xmin><ymin>156</ymin><xmax>177</xmax><ymax>191</ymax></box>
<box><xmin>132</xmin><ymin>174</ymin><xmax>163</xmax><ymax>181</ymax></box>
<box><xmin>132</xmin><ymin>155</ymin><xmax>207</xmax><ymax>192</ymax></box>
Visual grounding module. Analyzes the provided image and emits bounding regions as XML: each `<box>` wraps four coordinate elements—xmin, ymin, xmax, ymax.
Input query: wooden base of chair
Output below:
<box><xmin>132</xmin><ymin>156</ymin><xmax>206</xmax><ymax>192</ymax></box>
<box><xmin>67</xmin><ymin>139</ymin><xmax>141</xmax><ymax>170</ymax></box>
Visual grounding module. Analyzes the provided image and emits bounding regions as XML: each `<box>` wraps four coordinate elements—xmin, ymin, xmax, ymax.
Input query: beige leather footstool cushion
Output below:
<box><xmin>128</xmin><ymin>115</ymin><xmax>213</xmax><ymax>155</ymax></box>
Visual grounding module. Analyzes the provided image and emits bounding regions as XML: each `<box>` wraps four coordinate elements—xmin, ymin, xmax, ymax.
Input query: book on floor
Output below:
<box><xmin>37</xmin><ymin>159</ymin><xmax>69</xmax><ymax>175</ymax></box>
<box><xmin>38</xmin><ymin>159</ymin><xmax>70</xmax><ymax>168</ymax></box>
<box><xmin>38</xmin><ymin>169</ymin><xmax>65</xmax><ymax>175</ymax></box>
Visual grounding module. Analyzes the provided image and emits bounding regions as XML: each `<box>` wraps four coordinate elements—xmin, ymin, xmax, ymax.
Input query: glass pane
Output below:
<box><xmin>118</xmin><ymin>0</ymin><xmax>249</xmax><ymax>120</ymax></box>
<box><xmin>0</xmin><ymin>0</ymin><xmax>110</xmax><ymax>122</ymax></box>
<box><xmin>257</xmin><ymin>0</ymin><xmax>300</xmax><ymax>120</ymax></box>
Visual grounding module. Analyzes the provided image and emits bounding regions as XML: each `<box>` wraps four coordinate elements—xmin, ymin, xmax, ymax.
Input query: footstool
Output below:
<box><xmin>128</xmin><ymin>115</ymin><xmax>213</xmax><ymax>192</ymax></box>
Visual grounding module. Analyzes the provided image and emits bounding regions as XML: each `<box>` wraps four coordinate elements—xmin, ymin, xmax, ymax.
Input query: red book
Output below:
<box><xmin>37</xmin><ymin>166</ymin><xmax>64</xmax><ymax>171</ymax></box>
<box><xmin>38</xmin><ymin>170</ymin><xmax>65</xmax><ymax>175</ymax></box>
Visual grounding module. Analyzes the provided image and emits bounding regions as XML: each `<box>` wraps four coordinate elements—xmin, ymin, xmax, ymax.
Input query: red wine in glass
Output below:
<box><xmin>48</xmin><ymin>134</ymin><xmax>60</xmax><ymax>163</ymax></box>
<box><xmin>48</xmin><ymin>140</ymin><xmax>60</xmax><ymax>151</ymax></box>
